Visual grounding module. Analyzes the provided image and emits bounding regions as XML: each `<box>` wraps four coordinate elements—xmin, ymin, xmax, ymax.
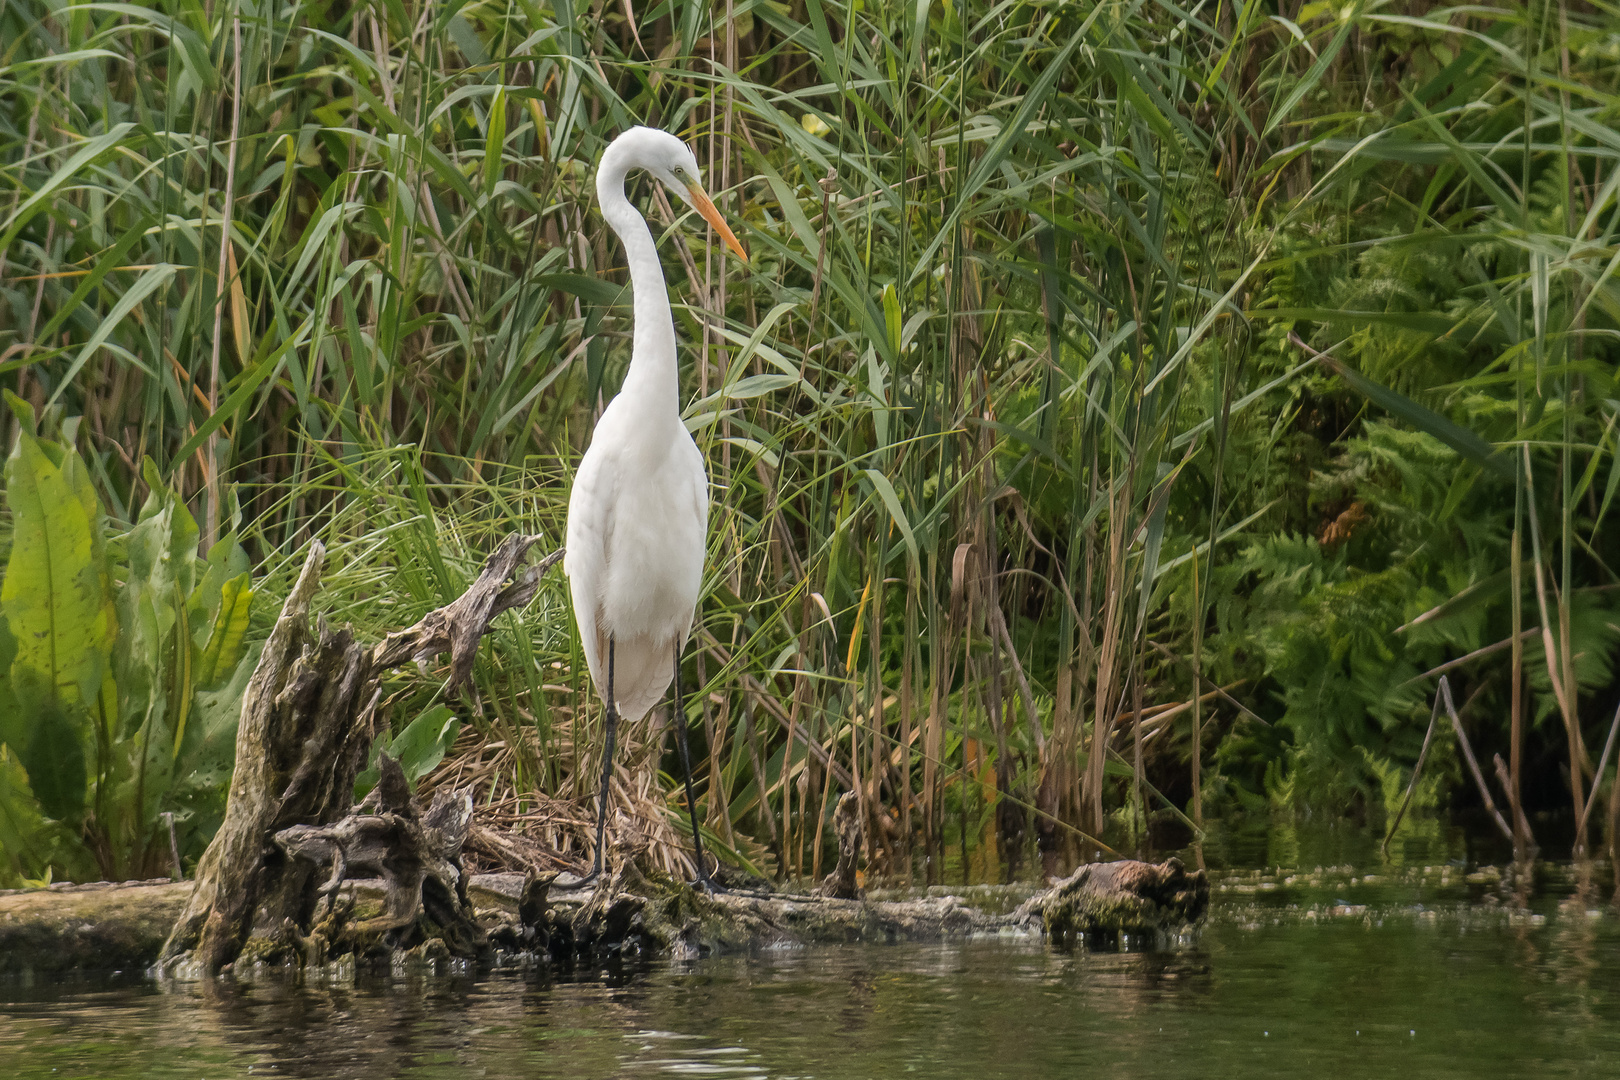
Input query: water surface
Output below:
<box><xmin>4</xmin><ymin>863</ymin><xmax>1618</xmax><ymax>1078</ymax></box>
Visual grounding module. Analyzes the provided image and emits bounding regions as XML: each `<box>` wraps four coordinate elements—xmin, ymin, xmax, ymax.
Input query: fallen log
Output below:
<box><xmin>0</xmin><ymin>856</ymin><xmax>1206</xmax><ymax>975</ymax></box>
<box><xmin>549</xmin><ymin>855</ymin><xmax>1208</xmax><ymax>960</ymax></box>
<box><xmin>0</xmin><ymin>880</ymin><xmax>190</xmax><ymax>976</ymax></box>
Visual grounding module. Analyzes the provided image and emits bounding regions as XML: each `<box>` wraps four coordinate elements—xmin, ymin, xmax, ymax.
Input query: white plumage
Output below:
<box><xmin>563</xmin><ymin>127</ymin><xmax>747</xmax><ymax>849</ymax></box>
<box><xmin>565</xmin><ymin>392</ymin><xmax>708</xmax><ymax>722</ymax></box>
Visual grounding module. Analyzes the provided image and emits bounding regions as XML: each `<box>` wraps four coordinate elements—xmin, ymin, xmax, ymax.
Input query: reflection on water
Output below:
<box><xmin>3</xmin><ymin>819</ymin><xmax>1617</xmax><ymax>1079</ymax></box>
<box><xmin>6</xmin><ymin>888</ymin><xmax>1620</xmax><ymax>1080</ymax></box>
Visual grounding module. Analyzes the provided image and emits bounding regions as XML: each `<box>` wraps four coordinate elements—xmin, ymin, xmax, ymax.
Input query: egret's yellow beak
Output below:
<box><xmin>686</xmin><ymin>181</ymin><xmax>749</xmax><ymax>263</ymax></box>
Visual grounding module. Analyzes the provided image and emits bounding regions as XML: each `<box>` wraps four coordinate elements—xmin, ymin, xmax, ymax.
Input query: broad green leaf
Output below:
<box><xmin>397</xmin><ymin>706</ymin><xmax>461</xmax><ymax>783</ymax></box>
<box><xmin>115</xmin><ymin>464</ymin><xmax>200</xmax><ymax>749</ymax></box>
<box><xmin>355</xmin><ymin>706</ymin><xmax>462</xmax><ymax>797</ymax></box>
<box><xmin>0</xmin><ymin>747</ymin><xmax>91</xmax><ymax>887</ymax></box>
<box><xmin>170</xmin><ymin>641</ymin><xmax>259</xmax><ymax>851</ymax></box>
<box><xmin>191</xmin><ymin>531</ymin><xmax>253</xmax><ymax>636</ymax></box>
<box><xmin>3</xmin><ymin>390</ymin><xmax>35</xmax><ymax>432</ymax></box>
<box><xmin>195</xmin><ymin>573</ymin><xmax>253</xmax><ymax>689</ymax></box>
<box><xmin>19</xmin><ymin>701</ymin><xmax>88</xmax><ymax>822</ymax></box>
<box><xmin>0</xmin><ymin>617</ymin><xmax>19</xmax><ymax>750</ymax></box>
<box><xmin>2</xmin><ymin>432</ymin><xmax>116</xmax><ymax>714</ymax></box>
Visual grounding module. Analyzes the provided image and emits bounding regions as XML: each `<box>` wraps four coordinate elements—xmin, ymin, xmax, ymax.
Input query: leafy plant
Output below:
<box><xmin>355</xmin><ymin>705</ymin><xmax>462</xmax><ymax>798</ymax></box>
<box><xmin>0</xmin><ymin>397</ymin><xmax>257</xmax><ymax>884</ymax></box>
<box><xmin>4</xmin><ymin>0</ymin><xmax>1620</xmax><ymax>882</ymax></box>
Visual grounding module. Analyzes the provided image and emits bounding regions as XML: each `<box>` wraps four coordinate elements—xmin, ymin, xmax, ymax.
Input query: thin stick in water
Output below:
<box><xmin>1577</xmin><ymin>695</ymin><xmax>1620</xmax><ymax>851</ymax></box>
<box><xmin>1382</xmin><ymin>682</ymin><xmax>1446</xmax><ymax>857</ymax></box>
<box><xmin>1438</xmin><ymin>678</ymin><xmax>1514</xmax><ymax>845</ymax></box>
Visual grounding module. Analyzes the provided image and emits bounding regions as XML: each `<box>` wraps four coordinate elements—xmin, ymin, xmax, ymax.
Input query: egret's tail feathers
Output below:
<box><xmin>600</xmin><ymin>631</ymin><xmax>676</xmax><ymax>723</ymax></box>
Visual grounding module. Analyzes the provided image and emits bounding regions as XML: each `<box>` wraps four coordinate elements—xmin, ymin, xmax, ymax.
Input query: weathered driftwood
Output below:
<box><xmin>158</xmin><ymin>541</ymin><xmax>370</xmax><ymax>975</ymax></box>
<box><xmin>274</xmin><ymin>754</ymin><xmax>481</xmax><ymax>951</ymax></box>
<box><xmin>449</xmin><ymin>854</ymin><xmax>1207</xmax><ymax>962</ymax></box>
<box><xmin>157</xmin><ymin>536</ymin><xmax>561</xmax><ymax>976</ymax></box>
<box><xmin>815</xmin><ymin>791</ymin><xmax>862</xmax><ymax>899</ymax></box>
<box><xmin>371</xmin><ymin>535</ymin><xmax>563</xmax><ymax>694</ymax></box>
<box><xmin>2</xmin><ymin>856</ymin><xmax>1207</xmax><ymax>974</ymax></box>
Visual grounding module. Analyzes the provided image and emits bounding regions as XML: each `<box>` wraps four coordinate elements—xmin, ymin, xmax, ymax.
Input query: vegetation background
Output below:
<box><xmin>2</xmin><ymin>0</ymin><xmax>1618</xmax><ymax>888</ymax></box>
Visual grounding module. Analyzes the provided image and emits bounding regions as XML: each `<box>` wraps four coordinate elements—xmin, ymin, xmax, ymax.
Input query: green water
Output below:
<box><xmin>4</xmin><ymin>859</ymin><xmax>1619</xmax><ymax>1078</ymax></box>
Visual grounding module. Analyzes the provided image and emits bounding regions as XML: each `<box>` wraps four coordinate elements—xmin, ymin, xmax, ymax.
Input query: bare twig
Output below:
<box><xmin>1399</xmin><ymin>629</ymin><xmax>1539</xmax><ymax>687</ymax></box>
<box><xmin>1493</xmin><ymin>753</ymin><xmax>1538</xmax><ymax>852</ymax></box>
<box><xmin>372</xmin><ymin>539</ymin><xmax>563</xmax><ymax>694</ymax></box>
<box><xmin>1577</xmin><ymin>695</ymin><xmax>1620</xmax><ymax>851</ymax></box>
<box><xmin>1438</xmin><ymin>678</ymin><xmax>1514</xmax><ymax>844</ymax></box>
<box><xmin>1383</xmin><ymin>681</ymin><xmax>1446</xmax><ymax>857</ymax></box>
<box><xmin>1149</xmin><ymin>642</ymin><xmax>1269</xmax><ymax>727</ymax></box>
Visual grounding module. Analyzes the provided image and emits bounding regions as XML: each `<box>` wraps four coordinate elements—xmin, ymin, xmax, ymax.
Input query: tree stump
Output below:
<box><xmin>157</xmin><ymin>536</ymin><xmax>560</xmax><ymax>976</ymax></box>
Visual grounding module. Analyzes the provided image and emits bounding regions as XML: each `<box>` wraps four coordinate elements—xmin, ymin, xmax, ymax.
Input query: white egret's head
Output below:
<box><xmin>618</xmin><ymin>126</ymin><xmax>748</xmax><ymax>262</ymax></box>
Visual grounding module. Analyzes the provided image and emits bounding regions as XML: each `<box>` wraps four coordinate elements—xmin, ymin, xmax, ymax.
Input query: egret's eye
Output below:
<box><xmin>672</xmin><ymin>166</ymin><xmax>687</xmax><ymax>180</ymax></box>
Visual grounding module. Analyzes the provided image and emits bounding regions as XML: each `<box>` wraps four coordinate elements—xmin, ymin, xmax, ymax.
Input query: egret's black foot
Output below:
<box><xmin>690</xmin><ymin>876</ymin><xmax>726</xmax><ymax>896</ymax></box>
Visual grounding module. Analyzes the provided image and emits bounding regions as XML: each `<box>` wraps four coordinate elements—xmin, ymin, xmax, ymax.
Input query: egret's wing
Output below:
<box><xmin>564</xmin><ymin>445</ymin><xmax>615</xmax><ymax>702</ymax></box>
<box><xmin>678</xmin><ymin>437</ymin><xmax>709</xmax><ymax>648</ymax></box>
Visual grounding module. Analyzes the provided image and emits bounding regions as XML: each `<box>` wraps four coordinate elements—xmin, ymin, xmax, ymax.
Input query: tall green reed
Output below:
<box><xmin>4</xmin><ymin>0</ymin><xmax>1618</xmax><ymax>883</ymax></box>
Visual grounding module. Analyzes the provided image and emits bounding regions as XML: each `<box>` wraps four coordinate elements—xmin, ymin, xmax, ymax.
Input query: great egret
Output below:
<box><xmin>565</xmin><ymin>126</ymin><xmax>747</xmax><ymax>889</ymax></box>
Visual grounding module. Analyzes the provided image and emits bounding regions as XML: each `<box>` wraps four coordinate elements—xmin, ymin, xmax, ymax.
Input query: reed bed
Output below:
<box><xmin>3</xmin><ymin>0</ymin><xmax>1619</xmax><ymax>885</ymax></box>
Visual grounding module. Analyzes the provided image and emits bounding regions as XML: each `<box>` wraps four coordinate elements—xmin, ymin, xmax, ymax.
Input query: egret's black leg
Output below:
<box><xmin>585</xmin><ymin>639</ymin><xmax>618</xmax><ymax>883</ymax></box>
<box><xmin>672</xmin><ymin>645</ymin><xmax>722</xmax><ymax>894</ymax></box>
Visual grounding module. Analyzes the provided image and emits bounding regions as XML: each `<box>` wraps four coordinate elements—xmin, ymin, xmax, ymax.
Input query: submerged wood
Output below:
<box><xmin>156</xmin><ymin>536</ymin><xmax>561</xmax><ymax>976</ymax></box>
<box><xmin>1011</xmin><ymin>857</ymin><xmax>1209</xmax><ymax>946</ymax></box>
<box><xmin>2</xmin><ymin>856</ymin><xmax>1207</xmax><ymax>974</ymax></box>
<box><xmin>634</xmin><ymin>856</ymin><xmax>1210</xmax><ymax>957</ymax></box>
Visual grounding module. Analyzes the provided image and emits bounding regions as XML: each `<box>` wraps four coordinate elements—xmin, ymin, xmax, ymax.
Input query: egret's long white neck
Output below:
<box><xmin>596</xmin><ymin>140</ymin><xmax>679</xmax><ymax>424</ymax></box>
